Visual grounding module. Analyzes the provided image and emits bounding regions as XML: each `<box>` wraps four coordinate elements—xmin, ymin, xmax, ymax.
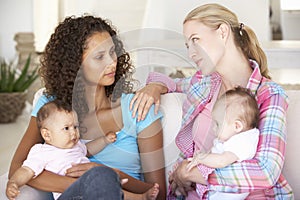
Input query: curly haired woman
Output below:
<box><xmin>8</xmin><ymin>15</ymin><xmax>166</xmax><ymax>200</ymax></box>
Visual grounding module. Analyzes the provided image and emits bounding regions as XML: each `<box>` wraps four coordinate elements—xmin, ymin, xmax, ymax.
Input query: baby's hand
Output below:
<box><xmin>186</xmin><ymin>151</ymin><xmax>208</xmax><ymax>171</ymax></box>
<box><xmin>105</xmin><ymin>132</ymin><xmax>117</xmax><ymax>144</ymax></box>
<box><xmin>6</xmin><ymin>180</ymin><xmax>20</xmax><ymax>200</ymax></box>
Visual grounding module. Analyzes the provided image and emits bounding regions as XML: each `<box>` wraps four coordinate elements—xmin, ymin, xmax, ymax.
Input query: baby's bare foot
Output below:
<box><xmin>142</xmin><ymin>183</ymin><xmax>159</xmax><ymax>200</ymax></box>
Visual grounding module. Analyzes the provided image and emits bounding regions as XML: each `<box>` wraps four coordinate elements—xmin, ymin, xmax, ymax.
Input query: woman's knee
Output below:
<box><xmin>80</xmin><ymin>166</ymin><xmax>123</xmax><ymax>199</ymax></box>
<box><xmin>82</xmin><ymin>166</ymin><xmax>119</xmax><ymax>185</ymax></box>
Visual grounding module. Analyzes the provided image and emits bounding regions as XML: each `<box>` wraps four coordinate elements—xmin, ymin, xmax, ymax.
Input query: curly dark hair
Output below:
<box><xmin>39</xmin><ymin>15</ymin><xmax>135</xmax><ymax>131</ymax></box>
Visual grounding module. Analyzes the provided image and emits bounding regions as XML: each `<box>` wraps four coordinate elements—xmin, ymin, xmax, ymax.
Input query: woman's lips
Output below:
<box><xmin>105</xmin><ymin>71</ymin><xmax>116</xmax><ymax>77</ymax></box>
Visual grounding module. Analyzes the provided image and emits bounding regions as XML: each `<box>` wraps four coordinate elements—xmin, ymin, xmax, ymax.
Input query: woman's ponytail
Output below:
<box><xmin>234</xmin><ymin>24</ymin><xmax>271</xmax><ymax>79</ymax></box>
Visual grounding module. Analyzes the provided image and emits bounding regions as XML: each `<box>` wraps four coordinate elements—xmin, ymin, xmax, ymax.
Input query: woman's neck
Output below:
<box><xmin>85</xmin><ymin>84</ymin><xmax>110</xmax><ymax>111</ymax></box>
<box><xmin>220</xmin><ymin>63</ymin><xmax>251</xmax><ymax>88</ymax></box>
<box><xmin>217</xmin><ymin>47</ymin><xmax>252</xmax><ymax>90</ymax></box>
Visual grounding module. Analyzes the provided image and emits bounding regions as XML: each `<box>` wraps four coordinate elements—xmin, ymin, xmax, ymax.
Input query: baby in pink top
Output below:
<box><xmin>6</xmin><ymin>100</ymin><xmax>116</xmax><ymax>200</ymax></box>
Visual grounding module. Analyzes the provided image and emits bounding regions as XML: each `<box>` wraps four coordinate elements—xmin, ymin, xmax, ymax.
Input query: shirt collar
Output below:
<box><xmin>246</xmin><ymin>59</ymin><xmax>263</xmax><ymax>95</ymax></box>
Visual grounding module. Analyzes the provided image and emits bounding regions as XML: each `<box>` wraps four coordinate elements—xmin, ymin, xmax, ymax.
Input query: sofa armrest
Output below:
<box><xmin>159</xmin><ymin>93</ymin><xmax>186</xmax><ymax>185</ymax></box>
<box><xmin>283</xmin><ymin>90</ymin><xmax>300</xmax><ymax>199</ymax></box>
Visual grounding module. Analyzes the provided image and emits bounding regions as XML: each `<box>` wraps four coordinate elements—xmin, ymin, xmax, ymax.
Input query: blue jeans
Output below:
<box><xmin>58</xmin><ymin>166</ymin><xmax>124</xmax><ymax>200</ymax></box>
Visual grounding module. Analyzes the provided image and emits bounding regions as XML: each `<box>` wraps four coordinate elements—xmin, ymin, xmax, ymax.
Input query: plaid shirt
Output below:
<box><xmin>147</xmin><ymin>60</ymin><xmax>293</xmax><ymax>199</ymax></box>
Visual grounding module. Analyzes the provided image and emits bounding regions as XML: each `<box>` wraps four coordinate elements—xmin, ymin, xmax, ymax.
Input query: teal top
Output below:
<box><xmin>32</xmin><ymin>93</ymin><xmax>163</xmax><ymax>180</ymax></box>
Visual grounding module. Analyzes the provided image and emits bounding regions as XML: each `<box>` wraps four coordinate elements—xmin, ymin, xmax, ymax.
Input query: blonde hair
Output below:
<box><xmin>184</xmin><ymin>3</ymin><xmax>270</xmax><ymax>79</ymax></box>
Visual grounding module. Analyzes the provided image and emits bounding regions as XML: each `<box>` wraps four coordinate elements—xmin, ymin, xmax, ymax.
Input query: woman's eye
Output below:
<box><xmin>95</xmin><ymin>54</ymin><xmax>104</xmax><ymax>60</ymax></box>
<box><xmin>192</xmin><ymin>37</ymin><xmax>199</xmax><ymax>43</ymax></box>
<box><xmin>74</xmin><ymin>125</ymin><xmax>79</xmax><ymax>130</ymax></box>
<box><xmin>63</xmin><ymin>127</ymin><xmax>69</xmax><ymax>131</ymax></box>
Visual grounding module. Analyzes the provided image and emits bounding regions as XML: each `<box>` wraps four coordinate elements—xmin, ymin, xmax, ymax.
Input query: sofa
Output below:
<box><xmin>0</xmin><ymin>91</ymin><xmax>299</xmax><ymax>199</ymax></box>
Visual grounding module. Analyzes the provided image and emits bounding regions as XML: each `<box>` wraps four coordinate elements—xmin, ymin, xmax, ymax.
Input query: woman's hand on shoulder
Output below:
<box><xmin>130</xmin><ymin>83</ymin><xmax>166</xmax><ymax>121</ymax></box>
<box><xmin>65</xmin><ymin>162</ymin><xmax>102</xmax><ymax>178</ymax></box>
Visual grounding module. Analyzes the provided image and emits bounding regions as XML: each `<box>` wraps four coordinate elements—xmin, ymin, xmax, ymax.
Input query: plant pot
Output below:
<box><xmin>0</xmin><ymin>92</ymin><xmax>27</xmax><ymax>123</ymax></box>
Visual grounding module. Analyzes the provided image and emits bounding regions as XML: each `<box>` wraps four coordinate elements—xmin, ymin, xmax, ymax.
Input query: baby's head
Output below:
<box><xmin>37</xmin><ymin>100</ymin><xmax>80</xmax><ymax>149</ymax></box>
<box><xmin>212</xmin><ymin>87</ymin><xmax>259</xmax><ymax>142</ymax></box>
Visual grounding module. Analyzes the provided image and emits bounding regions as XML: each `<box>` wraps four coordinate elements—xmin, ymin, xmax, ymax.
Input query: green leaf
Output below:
<box><xmin>7</xmin><ymin>68</ymin><xmax>16</xmax><ymax>92</ymax></box>
<box><xmin>0</xmin><ymin>61</ymin><xmax>8</xmax><ymax>91</ymax></box>
<box><xmin>17</xmin><ymin>66</ymin><xmax>39</xmax><ymax>92</ymax></box>
<box><xmin>13</xmin><ymin>54</ymin><xmax>31</xmax><ymax>90</ymax></box>
<box><xmin>0</xmin><ymin>54</ymin><xmax>38</xmax><ymax>93</ymax></box>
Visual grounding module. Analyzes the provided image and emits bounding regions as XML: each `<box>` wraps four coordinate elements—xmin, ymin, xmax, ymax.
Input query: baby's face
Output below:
<box><xmin>44</xmin><ymin>110</ymin><xmax>80</xmax><ymax>149</ymax></box>
<box><xmin>212</xmin><ymin>100</ymin><xmax>237</xmax><ymax>142</ymax></box>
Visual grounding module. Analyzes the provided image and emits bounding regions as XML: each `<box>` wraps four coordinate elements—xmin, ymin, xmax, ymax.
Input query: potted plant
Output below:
<box><xmin>0</xmin><ymin>54</ymin><xmax>38</xmax><ymax>123</ymax></box>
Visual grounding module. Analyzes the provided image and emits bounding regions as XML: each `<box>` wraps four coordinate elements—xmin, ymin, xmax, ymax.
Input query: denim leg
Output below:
<box><xmin>58</xmin><ymin>166</ymin><xmax>124</xmax><ymax>200</ymax></box>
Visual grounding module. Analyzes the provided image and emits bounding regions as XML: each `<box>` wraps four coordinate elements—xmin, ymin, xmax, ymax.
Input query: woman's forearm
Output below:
<box><xmin>27</xmin><ymin>170</ymin><xmax>76</xmax><ymax>193</ymax></box>
<box><xmin>147</xmin><ymin>82</ymin><xmax>168</xmax><ymax>94</ymax></box>
<box><xmin>146</xmin><ymin>72</ymin><xmax>176</xmax><ymax>93</ymax></box>
<box><xmin>115</xmin><ymin>168</ymin><xmax>153</xmax><ymax>193</ymax></box>
<box><xmin>138</xmin><ymin>120</ymin><xmax>167</xmax><ymax>199</ymax></box>
<box><xmin>146</xmin><ymin>71</ymin><xmax>193</xmax><ymax>93</ymax></box>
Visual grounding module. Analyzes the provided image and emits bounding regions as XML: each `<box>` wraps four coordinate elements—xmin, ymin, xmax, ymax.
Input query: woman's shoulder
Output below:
<box><xmin>31</xmin><ymin>94</ymin><xmax>55</xmax><ymax>117</ymax></box>
<box><xmin>120</xmin><ymin>93</ymin><xmax>163</xmax><ymax>134</ymax></box>
<box><xmin>119</xmin><ymin>92</ymin><xmax>135</xmax><ymax>118</ymax></box>
<box><xmin>120</xmin><ymin>93</ymin><xmax>134</xmax><ymax>110</ymax></box>
<box><xmin>257</xmin><ymin>78</ymin><xmax>287</xmax><ymax>98</ymax></box>
<box><xmin>121</xmin><ymin>93</ymin><xmax>134</xmax><ymax>101</ymax></box>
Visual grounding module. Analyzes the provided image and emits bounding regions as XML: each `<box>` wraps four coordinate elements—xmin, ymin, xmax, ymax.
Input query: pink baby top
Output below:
<box><xmin>22</xmin><ymin>140</ymin><xmax>89</xmax><ymax>199</ymax></box>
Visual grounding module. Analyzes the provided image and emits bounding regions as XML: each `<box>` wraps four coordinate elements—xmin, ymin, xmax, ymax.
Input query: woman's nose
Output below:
<box><xmin>104</xmin><ymin>57</ymin><xmax>116</xmax><ymax>69</ymax></box>
<box><xmin>188</xmin><ymin>46</ymin><xmax>197</xmax><ymax>59</ymax></box>
<box><xmin>106</xmin><ymin>57</ymin><xmax>117</xmax><ymax>69</ymax></box>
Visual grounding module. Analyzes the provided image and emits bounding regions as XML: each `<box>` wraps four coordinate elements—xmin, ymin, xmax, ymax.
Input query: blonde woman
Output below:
<box><xmin>130</xmin><ymin>3</ymin><xmax>293</xmax><ymax>199</ymax></box>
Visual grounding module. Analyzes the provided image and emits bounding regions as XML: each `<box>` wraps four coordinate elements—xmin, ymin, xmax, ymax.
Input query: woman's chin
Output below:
<box><xmin>198</xmin><ymin>68</ymin><xmax>215</xmax><ymax>76</ymax></box>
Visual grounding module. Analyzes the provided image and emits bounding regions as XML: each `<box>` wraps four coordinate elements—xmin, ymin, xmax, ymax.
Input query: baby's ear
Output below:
<box><xmin>234</xmin><ymin>120</ymin><xmax>244</xmax><ymax>133</ymax></box>
<box><xmin>41</xmin><ymin>128</ymin><xmax>51</xmax><ymax>142</ymax></box>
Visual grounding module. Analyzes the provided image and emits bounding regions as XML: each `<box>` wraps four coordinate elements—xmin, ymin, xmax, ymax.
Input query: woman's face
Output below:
<box><xmin>81</xmin><ymin>32</ymin><xmax>117</xmax><ymax>87</ymax></box>
<box><xmin>183</xmin><ymin>20</ymin><xmax>226</xmax><ymax>75</ymax></box>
